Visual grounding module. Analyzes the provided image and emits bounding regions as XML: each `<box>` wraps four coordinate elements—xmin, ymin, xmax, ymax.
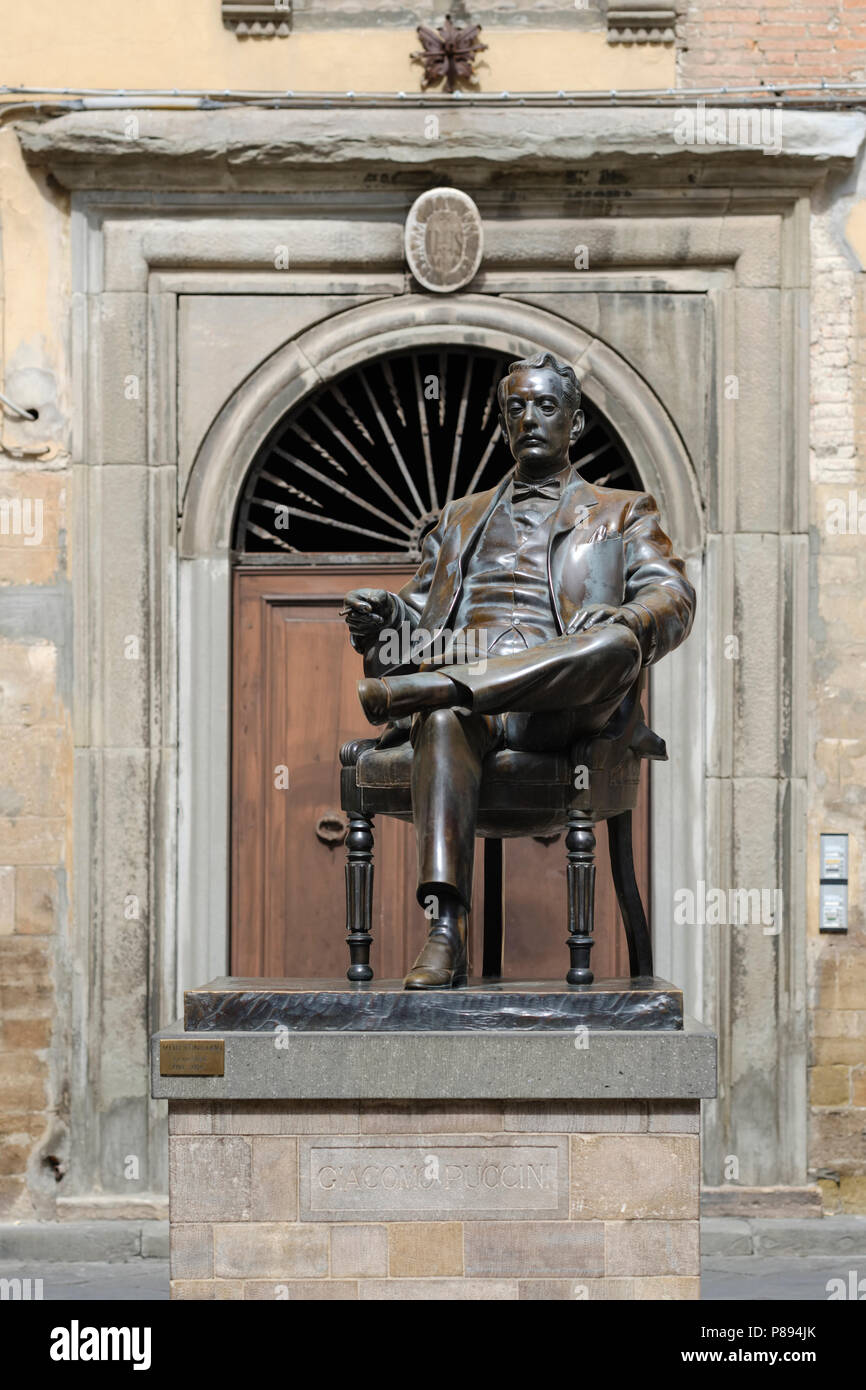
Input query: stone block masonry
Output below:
<box><xmin>168</xmin><ymin>1101</ymin><xmax>701</xmax><ymax>1300</ymax></box>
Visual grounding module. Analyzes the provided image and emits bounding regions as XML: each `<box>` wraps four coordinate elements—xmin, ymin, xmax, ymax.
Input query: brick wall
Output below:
<box><xmin>679</xmin><ymin>1</ymin><xmax>866</xmax><ymax>88</ymax></box>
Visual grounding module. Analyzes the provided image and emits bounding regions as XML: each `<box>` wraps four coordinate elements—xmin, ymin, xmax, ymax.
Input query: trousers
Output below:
<box><xmin>409</xmin><ymin>623</ymin><xmax>642</xmax><ymax>909</ymax></box>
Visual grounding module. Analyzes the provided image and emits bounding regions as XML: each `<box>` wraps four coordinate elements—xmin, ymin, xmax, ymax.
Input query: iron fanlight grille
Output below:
<box><xmin>234</xmin><ymin>347</ymin><xmax>638</xmax><ymax>559</ymax></box>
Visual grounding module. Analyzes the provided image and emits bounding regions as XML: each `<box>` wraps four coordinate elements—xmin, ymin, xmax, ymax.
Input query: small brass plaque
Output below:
<box><xmin>160</xmin><ymin>1038</ymin><xmax>225</xmax><ymax>1076</ymax></box>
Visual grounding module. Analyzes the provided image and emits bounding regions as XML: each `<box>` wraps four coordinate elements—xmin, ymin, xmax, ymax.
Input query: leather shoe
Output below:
<box><xmin>404</xmin><ymin>914</ymin><xmax>468</xmax><ymax>989</ymax></box>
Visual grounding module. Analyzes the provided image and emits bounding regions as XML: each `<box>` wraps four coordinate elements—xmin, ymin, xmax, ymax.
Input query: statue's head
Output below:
<box><xmin>497</xmin><ymin>351</ymin><xmax>584</xmax><ymax>476</ymax></box>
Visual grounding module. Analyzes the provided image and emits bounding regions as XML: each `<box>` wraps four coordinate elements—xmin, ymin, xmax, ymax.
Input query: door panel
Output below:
<box><xmin>232</xmin><ymin>565</ymin><xmax>418</xmax><ymax>979</ymax></box>
<box><xmin>232</xmin><ymin>565</ymin><xmax>647</xmax><ymax>980</ymax></box>
<box><xmin>503</xmin><ymin>792</ymin><xmax>648</xmax><ymax>981</ymax></box>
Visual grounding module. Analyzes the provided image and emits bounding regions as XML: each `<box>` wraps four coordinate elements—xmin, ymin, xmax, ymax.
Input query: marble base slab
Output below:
<box><xmin>184</xmin><ymin>977</ymin><xmax>683</xmax><ymax>1033</ymax></box>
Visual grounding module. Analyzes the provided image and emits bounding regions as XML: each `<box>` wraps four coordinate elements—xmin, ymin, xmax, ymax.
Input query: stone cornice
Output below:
<box><xmin>222</xmin><ymin>2</ymin><xmax>292</xmax><ymax>37</ymax></box>
<box><xmin>14</xmin><ymin>106</ymin><xmax>865</xmax><ymax>191</ymax></box>
<box><xmin>606</xmin><ymin>2</ymin><xmax>677</xmax><ymax>44</ymax></box>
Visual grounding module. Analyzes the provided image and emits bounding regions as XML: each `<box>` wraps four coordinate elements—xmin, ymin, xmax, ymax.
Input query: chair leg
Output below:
<box><xmin>607</xmin><ymin>809</ymin><xmax>653</xmax><ymax>978</ymax></box>
<box><xmin>482</xmin><ymin>838</ymin><xmax>504</xmax><ymax>979</ymax></box>
<box><xmin>345</xmin><ymin>813</ymin><xmax>374</xmax><ymax>982</ymax></box>
<box><xmin>565</xmin><ymin>815</ymin><xmax>595</xmax><ymax>985</ymax></box>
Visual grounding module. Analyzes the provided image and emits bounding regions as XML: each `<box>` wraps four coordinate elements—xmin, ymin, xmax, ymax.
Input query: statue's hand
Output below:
<box><xmin>341</xmin><ymin>589</ymin><xmax>396</xmax><ymax>651</ymax></box>
<box><xmin>565</xmin><ymin>603</ymin><xmax>650</xmax><ymax>659</ymax></box>
<box><xmin>564</xmin><ymin>603</ymin><xmax>622</xmax><ymax>635</ymax></box>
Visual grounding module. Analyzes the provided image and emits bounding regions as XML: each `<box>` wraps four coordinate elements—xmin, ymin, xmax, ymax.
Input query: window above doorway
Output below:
<box><xmin>234</xmin><ymin>346</ymin><xmax>636</xmax><ymax>560</ymax></box>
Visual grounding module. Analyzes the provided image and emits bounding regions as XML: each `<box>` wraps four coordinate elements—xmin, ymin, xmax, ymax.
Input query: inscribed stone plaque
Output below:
<box><xmin>299</xmin><ymin>1134</ymin><xmax>568</xmax><ymax>1221</ymax></box>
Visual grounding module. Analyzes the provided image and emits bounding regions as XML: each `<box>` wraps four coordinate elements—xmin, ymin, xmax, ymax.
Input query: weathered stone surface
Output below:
<box><xmin>570</xmin><ymin>1134</ymin><xmax>700</xmax><ymax>1220</ymax></box>
<box><xmin>0</xmin><ymin>727</ymin><xmax>67</xmax><ymax>818</ymax></box>
<box><xmin>213</xmin><ymin>1101</ymin><xmax>360</xmax><ymax>1135</ymax></box>
<box><xmin>751</xmin><ymin>1216</ymin><xmax>866</xmax><ymax>1257</ymax></box>
<box><xmin>361</xmin><ymin>1102</ymin><xmax>503</xmax><ymax>1135</ymax></box>
<box><xmin>171</xmin><ymin>1279</ymin><xmax>243</xmax><ymax>1300</ymax></box>
<box><xmin>630</xmin><ymin>1276</ymin><xmax>700</xmax><ymax>1300</ymax></box>
<box><xmin>17</xmin><ymin>109</ymin><xmax>866</xmax><ymax>193</ymax></box>
<box><xmin>810</xmin><ymin>1064</ymin><xmax>851</xmax><ymax>1107</ymax></box>
<box><xmin>97</xmin><ymin>294</ymin><xmax>148</xmax><ymax>465</ymax></box>
<box><xmin>152</xmin><ymin>1019</ymin><xmax>718</xmax><ymax>1101</ymax></box>
<box><xmin>244</xmin><ymin>1279</ymin><xmax>359</xmax><ymax>1300</ymax></box>
<box><xmin>170</xmin><ymin>1224</ymin><xmax>213</xmax><ymax>1280</ymax></box>
<box><xmin>358</xmin><ymin>1278</ymin><xmax>519</xmax><ymax>1301</ymax></box>
<box><xmin>700</xmin><ymin>1217</ymin><xmax>754</xmax><ymax>1256</ymax></box>
<box><xmin>810</xmin><ymin>1108</ymin><xmax>866</xmax><ymax>1176</ymax></box>
<box><xmin>330</xmin><ymin>1224</ymin><xmax>388</xmax><ymax>1278</ymax></box>
<box><xmin>700</xmin><ymin>1185</ymin><xmax>823</xmax><ymax>1219</ymax></box>
<box><xmin>250</xmin><ymin>1137</ymin><xmax>298</xmax><ymax>1222</ymax></box>
<box><xmin>518</xmin><ymin>1278</ymin><xmax>619</xmax><ymax>1299</ymax></box>
<box><xmin>299</xmin><ymin>1136</ymin><xmax>568</xmax><ymax>1222</ymax></box>
<box><xmin>517</xmin><ymin>1276</ymin><xmax>699</xmax><ymax>1299</ymax></box>
<box><xmin>178</xmin><ymin>294</ymin><xmax>388</xmax><ymax>490</ymax></box>
<box><xmin>102</xmin><ymin>216</ymin><xmax>401</xmax><ymax>293</ymax></box>
<box><xmin>648</xmin><ymin>1101</ymin><xmax>701</xmax><ymax>1134</ymax></box>
<box><xmin>731</xmin><ymin>536</ymin><xmax>782</xmax><ymax>775</ymax></box>
<box><xmin>140</xmin><ymin>1222</ymin><xmax>169</xmax><ymax>1257</ymax></box>
<box><xmin>169</xmin><ymin>1102</ymin><xmax>213</xmax><ymax>1135</ymax></box>
<box><xmin>388</xmin><ymin>1223</ymin><xmax>463</xmax><ymax>1278</ymax></box>
<box><xmin>504</xmin><ymin>1101</ymin><xmax>646</xmax><ymax>1133</ymax></box>
<box><xmin>212</xmin><ymin>1223</ymin><xmax>329</xmax><ymax>1280</ymax></box>
<box><xmin>0</xmin><ymin>629</ymin><xmax>63</xmax><ymax>727</ymax></box>
<box><xmin>169</xmin><ymin>1137</ymin><xmax>250</xmax><ymax>1223</ymax></box>
<box><xmin>0</xmin><ymin>869</ymin><xmax>13</xmax><ymax>936</ymax></box>
<box><xmin>732</xmin><ymin>292</ymin><xmax>783</xmax><ymax>534</ymax></box>
<box><xmin>464</xmin><ymin>1220</ymin><xmax>604</xmax><ymax>1277</ymax></box>
<box><xmin>54</xmin><ymin>1199</ymin><xmax>168</xmax><ymax>1226</ymax></box>
<box><xmin>605</xmin><ymin>1219</ymin><xmax>700</xmax><ymax>1276</ymax></box>
<box><xmin>0</xmin><ymin>1219</ymin><xmax>142</xmax><ymax>1262</ymax></box>
<box><xmin>820</xmin><ymin>1177</ymin><xmax>866</xmax><ymax>1216</ymax></box>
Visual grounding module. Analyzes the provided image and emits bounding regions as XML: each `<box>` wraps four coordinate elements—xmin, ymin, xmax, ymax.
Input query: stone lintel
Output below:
<box><xmin>14</xmin><ymin>107</ymin><xmax>865</xmax><ymax>193</ymax></box>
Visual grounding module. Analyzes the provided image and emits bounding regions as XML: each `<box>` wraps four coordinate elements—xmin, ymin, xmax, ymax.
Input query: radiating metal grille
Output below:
<box><xmin>234</xmin><ymin>347</ymin><xmax>638</xmax><ymax>559</ymax></box>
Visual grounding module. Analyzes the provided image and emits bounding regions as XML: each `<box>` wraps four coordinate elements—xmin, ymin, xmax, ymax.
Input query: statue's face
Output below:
<box><xmin>499</xmin><ymin>367</ymin><xmax>583</xmax><ymax>476</ymax></box>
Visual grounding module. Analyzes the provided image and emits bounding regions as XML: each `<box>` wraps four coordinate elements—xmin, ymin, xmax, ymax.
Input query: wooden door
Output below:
<box><xmin>231</xmin><ymin>564</ymin><xmax>648</xmax><ymax>980</ymax></box>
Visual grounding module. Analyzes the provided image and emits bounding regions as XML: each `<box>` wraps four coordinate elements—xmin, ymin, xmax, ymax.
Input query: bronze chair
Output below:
<box><xmin>339</xmin><ymin>670</ymin><xmax>666</xmax><ymax>985</ymax></box>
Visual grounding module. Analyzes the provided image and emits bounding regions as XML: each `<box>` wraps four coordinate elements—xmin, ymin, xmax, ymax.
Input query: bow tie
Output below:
<box><xmin>511</xmin><ymin>478</ymin><xmax>563</xmax><ymax>503</ymax></box>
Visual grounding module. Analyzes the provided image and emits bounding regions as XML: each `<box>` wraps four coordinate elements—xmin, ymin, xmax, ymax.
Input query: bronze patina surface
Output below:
<box><xmin>341</xmin><ymin>352</ymin><xmax>695</xmax><ymax>990</ymax></box>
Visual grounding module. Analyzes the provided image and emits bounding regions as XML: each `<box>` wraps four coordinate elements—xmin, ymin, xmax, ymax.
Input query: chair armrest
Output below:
<box><xmin>340</xmin><ymin>738</ymin><xmax>378</xmax><ymax>768</ymax></box>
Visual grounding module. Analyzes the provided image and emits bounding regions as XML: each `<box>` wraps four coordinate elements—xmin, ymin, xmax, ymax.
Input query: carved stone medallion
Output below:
<box><xmin>405</xmin><ymin>187</ymin><xmax>484</xmax><ymax>293</ymax></box>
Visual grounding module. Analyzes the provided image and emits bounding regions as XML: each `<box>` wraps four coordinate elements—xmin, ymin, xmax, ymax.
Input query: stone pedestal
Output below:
<box><xmin>153</xmin><ymin>1001</ymin><xmax>716</xmax><ymax>1301</ymax></box>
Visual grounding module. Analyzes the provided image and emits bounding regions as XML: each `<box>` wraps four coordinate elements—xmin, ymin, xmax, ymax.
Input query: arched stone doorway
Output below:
<box><xmin>179</xmin><ymin>295</ymin><xmax>703</xmax><ymax>1000</ymax></box>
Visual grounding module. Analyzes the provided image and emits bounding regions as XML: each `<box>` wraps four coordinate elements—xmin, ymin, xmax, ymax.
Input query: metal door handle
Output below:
<box><xmin>316</xmin><ymin>811</ymin><xmax>348</xmax><ymax>846</ymax></box>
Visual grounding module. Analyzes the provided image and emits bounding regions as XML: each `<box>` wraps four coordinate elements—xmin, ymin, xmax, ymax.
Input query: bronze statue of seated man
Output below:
<box><xmin>342</xmin><ymin>351</ymin><xmax>695</xmax><ymax>990</ymax></box>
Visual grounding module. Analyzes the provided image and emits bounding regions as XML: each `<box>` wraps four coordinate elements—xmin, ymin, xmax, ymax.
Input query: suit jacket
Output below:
<box><xmin>363</xmin><ymin>467</ymin><xmax>696</xmax><ymax>679</ymax></box>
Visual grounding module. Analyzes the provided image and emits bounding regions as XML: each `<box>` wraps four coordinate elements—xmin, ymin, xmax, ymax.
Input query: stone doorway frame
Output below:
<box><xmin>183</xmin><ymin>296</ymin><xmax>705</xmax><ymax>1013</ymax></box>
<box><xmin>180</xmin><ymin>295</ymin><xmax>705</xmax><ymax>1029</ymax></box>
<box><xmin>43</xmin><ymin>114</ymin><xmax>825</xmax><ymax>1194</ymax></box>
